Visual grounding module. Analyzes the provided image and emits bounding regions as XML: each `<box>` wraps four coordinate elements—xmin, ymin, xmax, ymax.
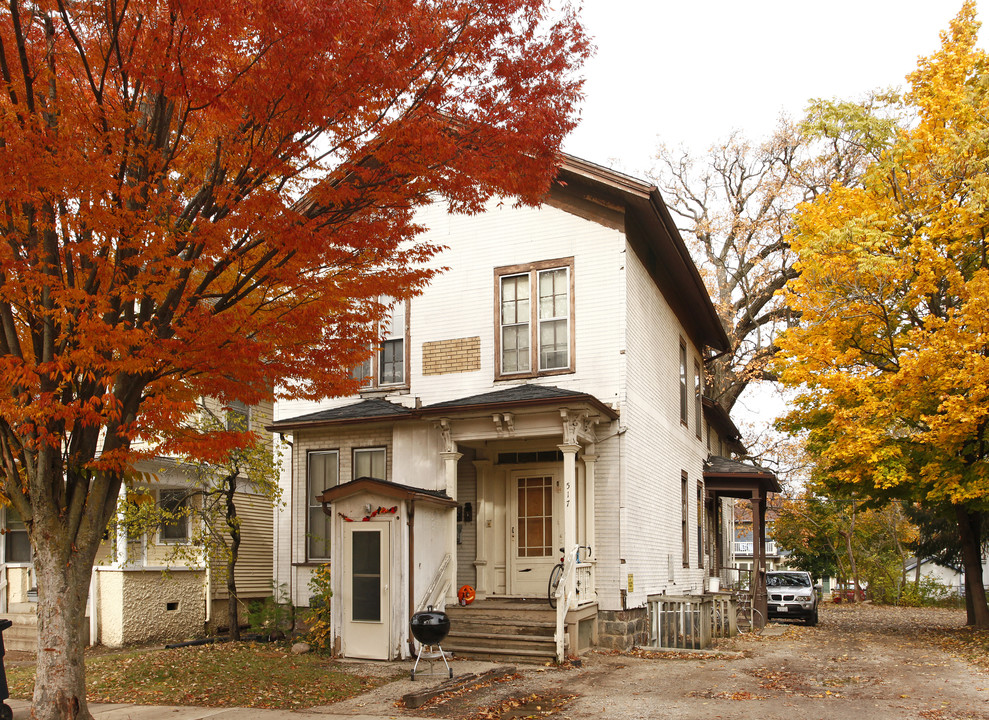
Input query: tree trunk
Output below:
<box><xmin>32</xmin><ymin>538</ymin><xmax>98</xmax><ymax>720</ymax></box>
<box><xmin>225</xmin><ymin>475</ymin><xmax>241</xmax><ymax>642</ymax></box>
<box><xmin>955</xmin><ymin>506</ymin><xmax>989</xmax><ymax>628</ymax></box>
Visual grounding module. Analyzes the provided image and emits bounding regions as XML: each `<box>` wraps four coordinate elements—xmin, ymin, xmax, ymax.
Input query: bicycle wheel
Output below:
<box><xmin>547</xmin><ymin>563</ymin><xmax>563</xmax><ymax>608</ymax></box>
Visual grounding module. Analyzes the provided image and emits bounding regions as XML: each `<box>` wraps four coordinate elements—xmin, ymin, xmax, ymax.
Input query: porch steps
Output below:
<box><xmin>1</xmin><ymin>608</ymin><xmax>37</xmax><ymax>652</ymax></box>
<box><xmin>442</xmin><ymin>600</ymin><xmax>559</xmax><ymax>664</ymax></box>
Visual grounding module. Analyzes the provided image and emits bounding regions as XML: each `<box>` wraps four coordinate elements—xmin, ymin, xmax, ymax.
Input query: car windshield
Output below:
<box><xmin>767</xmin><ymin>573</ymin><xmax>811</xmax><ymax>588</ymax></box>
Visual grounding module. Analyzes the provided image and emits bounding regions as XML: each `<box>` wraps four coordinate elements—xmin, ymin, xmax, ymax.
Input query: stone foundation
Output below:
<box><xmin>597</xmin><ymin>608</ymin><xmax>649</xmax><ymax>650</ymax></box>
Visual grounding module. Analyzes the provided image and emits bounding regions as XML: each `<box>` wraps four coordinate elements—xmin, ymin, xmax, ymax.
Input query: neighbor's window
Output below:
<box><xmin>696</xmin><ymin>481</ymin><xmax>704</xmax><ymax>568</ymax></box>
<box><xmin>353</xmin><ymin>447</ymin><xmax>386</xmax><ymax>481</ymax></box>
<box><xmin>496</xmin><ymin>259</ymin><xmax>574</xmax><ymax>378</ymax></box>
<box><xmin>308</xmin><ymin>450</ymin><xmax>339</xmax><ymax>560</ymax></box>
<box><xmin>158</xmin><ymin>489</ymin><xmax>190</xmax><ymax>543</ymax></box>
<box><xmin>679</xmin><ymin>340</ymin><xmax>688</xmax><ymax>426</ymax></box>
<box><xmin>4</xmin><ymin>508</ymin><xmax>30</xmax><ymax>563</ymax></box>
<box><xmin>226</xmin><ymin>400</ymin><xmax>250</xmax><ymax>432</ymax></box>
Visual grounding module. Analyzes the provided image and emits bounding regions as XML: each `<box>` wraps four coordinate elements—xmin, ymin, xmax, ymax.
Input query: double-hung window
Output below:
<box><xmin>353</xmin><ymin>447</ymin><xmax>386</xmax><ymax>480</ymax></box>
<box><xmin>226</xmin><ymin>400</ymin><xmax>250</xmax><ymax>432</ymax></box>
<box><xmin>307</xmin><ymin>451</ymin><xmax>338</xmax><ymax>560</ymax></box>
<box><xmin>679</xmin><ymin>340</ymin><xmax>689</xmax><ymax>426</ymax></box>
<box><xmin>496</xmin><ymin>258</ymin><xmax>574</xmax><ymax>378</ymax></box>
<box><xmin>354</xmin><ymin>298</ymin><xmax>408</xmax><ymax>389</ymax></box>
<box><xmin>694</xmin><ymin>359</ymin><xmax>702</xmax><ymax>439</ymax></box>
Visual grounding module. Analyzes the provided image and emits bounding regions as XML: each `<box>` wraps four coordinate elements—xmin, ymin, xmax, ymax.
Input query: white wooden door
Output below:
<box><xmin>342</xmin><ymin>523</ymin><xmax>390</xmax><ymax>659</ymax></box>
<box><xmin>509</xmin><ymin>472</ymin><xmax>559</xmax><ymax>597</ymax></box>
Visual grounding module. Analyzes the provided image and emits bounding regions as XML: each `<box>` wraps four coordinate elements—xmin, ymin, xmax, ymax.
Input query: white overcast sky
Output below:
<box><xmin>562</xmin><ymin>0</ymin><xmax>976</xmax><ymax>177</ymax></box>
<box><xmin>559</xmin><ymin>0</ymin><xmax>981</xmax><ymax>428</ymax></box>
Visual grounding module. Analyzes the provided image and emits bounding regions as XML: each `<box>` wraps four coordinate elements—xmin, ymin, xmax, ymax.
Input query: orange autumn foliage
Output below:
<box><xmin>0</xmin><ymin>1</ymin><xmax>589</xmax><ymax>717</ymax></box>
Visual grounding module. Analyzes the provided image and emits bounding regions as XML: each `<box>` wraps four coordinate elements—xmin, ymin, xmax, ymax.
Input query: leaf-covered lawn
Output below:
<box><xmin>6</xmin><ymin>643</ymin><xmax>394</xmax><ymax>709</ymax></box>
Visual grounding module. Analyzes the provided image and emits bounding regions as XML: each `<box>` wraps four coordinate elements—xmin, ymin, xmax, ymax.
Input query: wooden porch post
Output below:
<box><xmin>751</xmin><ymin>493</ymin><xmax>767</xmax><ymax>629</ymax></box>
<box><xmin>439</xmin><ymin>419</ymin><xmax>462</xmax><ymax>606</ymax></box>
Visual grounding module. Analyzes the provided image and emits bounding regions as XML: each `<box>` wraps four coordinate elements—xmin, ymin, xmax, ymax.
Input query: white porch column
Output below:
<box><xmin>472</xmin><ymin>458</ymin><xmax>492</xmax><ymax>598</ymax></box>
<box><xmin>439</xmin><ymin>419</ymin><xmax>462</xmax><ymax>605</ymax></box>
<box><xmin>557</xmin><ymin>443</ymin><xmax>580</xmax><ymax>560</ymax></box>
<box><xmin>582</xmin><ymin>453</ymin><xmax>597</xmax><ymax>560</ymax></box>
<box><xmin>114</xmin><ymin>484</ymin><xmax>128</xmax><ymax>568</ymax></box>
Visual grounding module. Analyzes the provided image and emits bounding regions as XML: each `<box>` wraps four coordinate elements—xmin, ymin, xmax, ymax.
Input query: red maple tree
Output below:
<box><xmin>0</xmin><ymin>1</ymin><xmax>589</xmax><ymax>717</ymax></box>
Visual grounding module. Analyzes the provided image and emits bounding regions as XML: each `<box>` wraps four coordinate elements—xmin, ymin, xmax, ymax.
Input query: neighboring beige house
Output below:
<box><xmin>0</xmin><ymin>399</ymin><xmax>276</xmax><ymax>651</ymax></box>
<box><xmin>270</xmin><ymin>155</ymin><xmax>773</xmax><ymax>662</ymax></box>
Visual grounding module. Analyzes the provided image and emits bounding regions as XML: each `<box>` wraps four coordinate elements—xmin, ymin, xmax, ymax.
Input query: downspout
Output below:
<box><xmin>407</xmin><ymin>498</ymin><xmax>416</xmax><ymax>657</ymax></box>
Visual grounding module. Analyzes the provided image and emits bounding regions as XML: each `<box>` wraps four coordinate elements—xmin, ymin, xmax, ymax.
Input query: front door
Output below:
<box><xmin>509</xmin><ymin>472</ymin><xmax>559</xmax><ymax>597</ymax></box>
<box><xmin>342</xmin><ymin>523</ymin><xmax>390</xmax><ymax>659</ymax></box>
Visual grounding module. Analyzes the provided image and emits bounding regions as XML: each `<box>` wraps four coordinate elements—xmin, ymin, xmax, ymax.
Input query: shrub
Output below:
<box><xmin>306</xmin><ymin>564</ymin><xmax>333</xmax><ymax>653</ymax></box>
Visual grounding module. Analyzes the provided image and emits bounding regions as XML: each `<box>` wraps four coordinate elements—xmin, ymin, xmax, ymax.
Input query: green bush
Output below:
<box><xmin>247</xmin><ymin>582</ymin><xmax>293</xmax><ymax>637</ymax></box>
<box><xmin>900</xmin><ymin>574</ymin><xmax>961</xmax><ymax>607</ymax></box>
<box><xmin>306</xmin><ymin>564</ymin><xmax>333</xmax><ymax>653</ymax></box>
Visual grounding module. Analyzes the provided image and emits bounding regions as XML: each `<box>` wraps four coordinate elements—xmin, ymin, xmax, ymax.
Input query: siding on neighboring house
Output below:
<box><xmin>211</xmin><ymin>491</ymin><xmax>275</xmax><ymax>599</ymax></box>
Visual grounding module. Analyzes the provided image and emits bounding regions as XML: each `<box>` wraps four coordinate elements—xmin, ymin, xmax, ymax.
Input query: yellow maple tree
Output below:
<box><xmin>777</xmin><ymin>1</ymin><xmax>989</xmax><ymax>626</ymax></box>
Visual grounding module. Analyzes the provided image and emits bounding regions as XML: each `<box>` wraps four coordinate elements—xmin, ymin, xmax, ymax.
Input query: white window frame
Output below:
<box><xmin>307</xmin><ymin>450</ymin><xmax>339</xmax><ymax>561</ymax></box>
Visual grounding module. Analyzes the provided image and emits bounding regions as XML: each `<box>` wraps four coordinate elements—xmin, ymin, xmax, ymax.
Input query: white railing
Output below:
<box><xmin>575</xmin><ymin>561</ymin><xmax>595</xmax><ymax>605</ymax></box>
<box><xmin>733</xmin><ymin>540</ymin><xmax>778</xmax><ymax>556</ymax></box>
<box><xmin>418</xmin><ymin>553</ymin><xmax>451</xmax><ymax>611</ymax></box>
<box><xmin>553</xmin><ymin>545</ymin><xmax>579</xmax><ymax>662</ymax></box>
<box><xmin>647</xmin><ymin>594</ymin><xmax>713</xmax><ymax>649</ymax></box>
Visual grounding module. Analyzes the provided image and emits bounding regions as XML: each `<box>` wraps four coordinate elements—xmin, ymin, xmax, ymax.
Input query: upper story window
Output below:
<box><xmin>4</xmin><ymin>508</ymin><xmax>30</xmax><ymax>563</ymax></box>
<box><xmin>694</xmin><ymin>359</ymin><xmax>702</xmax><ymax>439</ymax></box>
<box><xmin>679</xmin><ymin>340</ymin><xmax>688</xmax><ymax>426</ymax></box>
<box><xmin>354</xmin><ymin>299</ymin><xmax>408</xmax><ymax>390</ymax></box>
<box><xmin>307</xmin><ymin>450</ymin><xmax>338</xmax><ymax>561</ymax></box>
<box><xmin>495</xmin><ymin>258</ymin><xmax>574</xmax><ymax>379</ymax></box>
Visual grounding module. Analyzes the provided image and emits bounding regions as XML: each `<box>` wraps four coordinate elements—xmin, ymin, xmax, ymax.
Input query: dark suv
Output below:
<box><xmin>766</xmin><ymin>570</ymin><xmax>819</xmax><ymax>626</ymax></box>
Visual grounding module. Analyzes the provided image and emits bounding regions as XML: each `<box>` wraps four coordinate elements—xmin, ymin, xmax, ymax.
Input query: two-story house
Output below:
<box><xmin>0</xmin><ymin>398</ymin><xmax>277</xmax><ymax>651</ymax></box>
<box><xmin>270</xmin><ymin>155</ymin><xmax>774</xmax><ymax>661</ymax></box>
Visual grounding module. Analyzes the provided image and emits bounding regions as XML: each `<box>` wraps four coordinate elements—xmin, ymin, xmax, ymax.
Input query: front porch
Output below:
<box><xmin>443</xmin><ymin>597</ymin><xmax>599</xmax><ymax>663</ymax></box>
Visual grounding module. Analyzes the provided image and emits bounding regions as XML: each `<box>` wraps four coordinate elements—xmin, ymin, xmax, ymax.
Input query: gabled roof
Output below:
<box><xmin>269</xmin><ymin>398</ymin><xmax>414</xmax><ymax>430</ymax></box>
<box><xmin>555</xmin><ymin>155</ymin><xmax>730</xmax><ymax>353</ymax></box>
<box><xmin>420</xmin><ymin>383</ymin><xmax>618</xmax><ymax>419</ymax></box>
<box><xmin>317</xmin><ymin>476</ymin><xmax>456</xmax><ymax>507</ymax></box>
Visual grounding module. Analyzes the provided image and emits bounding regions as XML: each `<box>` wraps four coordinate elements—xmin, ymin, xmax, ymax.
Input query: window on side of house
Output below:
<box><xmin>308</xmin><ymin>450</ymin><xmax>338</xmax><ymax>561</ymax></box>
<box><xmin>353</xmin><ymin>298</ymin><xmax>409</xmax><ymax>390</ymax></box>
<box><xmin>4</xmin><ymin>507</ymin><xmax>30</xmax><ymax>563</ymax></box>
<box><xmin>496</xmin><ymin>258</ymin><xmax>574</xmax><ymax>378</ymax></box>
<box><xmin>697</xmin><ymin>481</ymin><xmax>704</xmax><ymax>567</ymax></box>
<box><xmin>694</xmin><ymin>359</ymin><xmax>702</xmax><ymax>439</ymax></box>
<box><xmin>226</xmin><ymin>400</ymin><xmax>250</xmax><ymax>432</ymax></box>
<box><xmin>679</xmin><ymin>340</ymin><xmax>688</xmax><ymax>427</ymax></box>
<box><xmin>353</xmin><ymin>447</ymin><xmax>386</xmax><ymax>481</ymax></box>
<box><xmin>158</xmin><ymin>489</ymin><xmax>190</xmax><ymax>543</ymax></box>
<box><xmin>681</xmin><ymin>471</ymin><xmax>689</xmax><ymax>568</ymax></box>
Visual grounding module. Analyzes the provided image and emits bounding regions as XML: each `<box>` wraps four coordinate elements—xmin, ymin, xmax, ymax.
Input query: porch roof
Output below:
<box><xmin>269</xmin><ymin>398</ymin><xmax>415</xmax><ymax>430</ymax></box>
<box><xmin>703</xmin><ymin>455</ymin><xmax>781</xmax><ymax>497</ymax></box>
<box><xmin>420</xmin><ymin>383</ymin><xmax>618</xmax><ymax>419</ymax></box>
<box><xmin>317</xmin><ymin>476</ymin><xmax>456</xmax><ymax>507</ymax></box>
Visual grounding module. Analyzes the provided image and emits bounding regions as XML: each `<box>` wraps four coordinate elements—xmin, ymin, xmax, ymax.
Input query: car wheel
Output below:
<box><xmin>806</xmin><ymin>608</ymin><xmax>818</xmax><ymax>627</ymax></box>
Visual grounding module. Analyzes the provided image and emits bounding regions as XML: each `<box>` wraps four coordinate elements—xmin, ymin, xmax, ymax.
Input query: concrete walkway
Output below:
<box><xmin>7</xmin><ymin>699</ymin><xmax>401</xmax><ymax>719</ymax></box>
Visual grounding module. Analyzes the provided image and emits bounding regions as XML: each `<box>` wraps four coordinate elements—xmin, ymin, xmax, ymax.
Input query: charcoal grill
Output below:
<box><xmin>409</xmin><ymin>606</ymin><xmax>452</xmax><ymax>680</ymax></box>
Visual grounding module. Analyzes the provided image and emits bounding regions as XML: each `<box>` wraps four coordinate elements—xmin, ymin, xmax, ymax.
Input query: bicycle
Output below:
<box><xmin>735</xmin><ymin>600</ymin><xmax>764</xmax><ymax>633</ymax></box>
<box><xmin>548</xmin><ymin>545</ymin><xmax>591</xmax><ymax>608</ymax></box>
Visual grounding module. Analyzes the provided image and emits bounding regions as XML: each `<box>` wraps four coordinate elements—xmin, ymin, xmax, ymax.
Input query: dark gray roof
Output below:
<box><xmin>705</xmin><ymin>455</ymin><xmax>777</xmax><ymax>478</ymax></box>
<box><xmin>421</xmin><ymin>384</ymin><xmax>618</xmax><ymax>418</ymax></box>
<box><xmin>271</xmin><ymin>398</ymin><xmax>414</xmax><ymax>429</ymax></box>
